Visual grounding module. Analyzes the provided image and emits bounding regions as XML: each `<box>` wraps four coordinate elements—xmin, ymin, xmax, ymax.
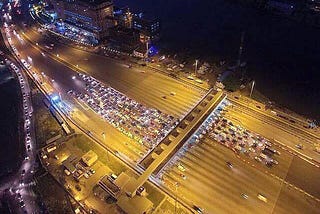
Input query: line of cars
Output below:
<box><xmin>157</xmin><ymin>101</ymin><xmax>271</xmax><ymax>213</ymax></box>
<box><xmin>208</xmin><ymin>116</ymin><xmax>280</xmax><ymax>167</ymax></box>
<box><xmin>46</xmin><ymin>21</ymin><xmax>97</xmax><ymax>45</ymax></box>
<box><xmin>69</xmin><ymin>73</ymin><xmax>179</xmax><ymax>150</ymax></box>
<box><xmin>9</xmin><ymin>61</ymin><xmax>33</xmax><ymax>156</ymax></box>
<box><xmin>8</xmin><ymin>60</ymin><xmax>34</xmax><ymax>212</ymax></box>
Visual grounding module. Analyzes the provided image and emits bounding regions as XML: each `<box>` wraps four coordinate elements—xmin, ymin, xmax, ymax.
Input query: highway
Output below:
<box><xmin>7</xmin><ymin>23</ymin><xmax>207</xmax><ymax>166</ymax></box>
<box><xmin>158</xmin><ymin>136</ymin><xmax>320</xmax><ymax>214</ymax></box>
<box><xmin>3</xmin><ymin>8</ymin><xmax>320</xmax><ymax>214</ymax></box>
<box><xmin>0</xmin><ymin>51</ymin><xmax>39</xmax><ymax>213</ymax></box>
<box><xmin>224</xmin><ymin>100</ymin><xmax>320</xmax><ymax>163</ymax></box>
<box><xmin>8</xmin><ymin>31</ymin><xmax>149</xmax><ymax>163</ymax></box>
<box><xmin>20</xmin><ymin>27</ymin><xmax>206</xmax><ymax>118</ymax></box>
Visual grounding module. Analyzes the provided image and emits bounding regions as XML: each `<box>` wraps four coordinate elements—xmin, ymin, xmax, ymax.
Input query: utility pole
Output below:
<box><xmin>237</xmin><ymin>31</ymin><xmax>245</xmax><ymax>68</ymax></box>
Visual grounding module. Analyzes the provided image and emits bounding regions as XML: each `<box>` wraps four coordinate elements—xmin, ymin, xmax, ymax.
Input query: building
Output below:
<box><xmin>117</xmin><ymin>195</ymin><xmax>153</xmax><ymax>214</ymax></box>
<box><xmin>114</xmin><ymin>7</ymin><xmax>133</xmax><ymax>29</ymax></box>
<box><xmin>62</xmin><ymin>155</ymin><xmax>77</xmax><ymax>173</ymax></box>
<box><xmin>50</xmin><ymin>0</ymin><xmax>115</xmax><ymax>40</ymax></box>
<box><xmin>81</xmin><ymin>150</ymin><xmax>98</xmax><ymax>167</ymax></box>
<box><xmin>132</xmin><ymin>14</ymin><xmax>160</xmax><ymax>43</ymax></box>
<box><xmin>108</xmin><ymin>25</ymin><xmax>140</xmax><ymax>51</ymax></box>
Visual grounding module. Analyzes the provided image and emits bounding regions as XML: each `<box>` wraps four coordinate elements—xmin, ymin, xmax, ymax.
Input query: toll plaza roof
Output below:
<box><xmin>117</xmin><ymin>194</ymin><xmax>153</xmax><ymax>214</ymax></box>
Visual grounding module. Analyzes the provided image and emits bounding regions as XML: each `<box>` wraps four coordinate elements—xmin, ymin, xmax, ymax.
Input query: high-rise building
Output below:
<box><xmin>50</xmin><ymin>0</ymin><xmax>115</xmax><ymax>40</ymax></box>
<box><xmin>132</xmin><ymin>14</ymin><xmax>160</xmax><ymax>43</ymax></box>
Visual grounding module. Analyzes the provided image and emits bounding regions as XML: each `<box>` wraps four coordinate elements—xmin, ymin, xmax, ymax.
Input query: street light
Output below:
<box><xmin>194</xmin><ymin>59</ymin><xmax>198</xmax><ymax>76</ymax></box>
<box><xmin>250</xmin><ymin>80</ymin><xmax>255</xmax><ymax>98</ymax></box>
<box><xmin>102</xmin><ymin>132</ymin><xmax>110</xmax><ymax>161</ymax></box>
<box><xmin>174</xmin><ymin>182</ymin><xmax>179</xmax><ymax>214</ymax></box>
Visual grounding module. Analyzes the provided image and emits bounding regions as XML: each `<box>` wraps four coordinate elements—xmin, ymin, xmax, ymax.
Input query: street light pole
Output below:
<box><xmin>145</xmin><ymin>41</ymin><xmax>149</xmax><ymax>60</ymax></box>
<box><xmin>250</xmin><ymin>80</ymin><xmax>255</xmax><ymax>98</ymax></box>
<box><xmin>174</xmin><ymin>182</ymin><xmax>178</xmax><ymax>214</ymax></box>
<box><xmin>195</xmin><ymin>59</ymin><xmax>198</xmax><ymax>76</ymax></box>
<box><xmin>102</xmin><ymin>132</ymin><xmax>109</xmax><ymax>161</ymax></box>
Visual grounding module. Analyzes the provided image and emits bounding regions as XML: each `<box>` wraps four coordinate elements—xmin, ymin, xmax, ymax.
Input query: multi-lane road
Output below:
<box><xmin>3</xmin><ymin>13</ymin><xmax>320</xmax><ymax>214</ymax></box>
<box><xmin>0</xmin><ymin>34</ymin><xmax>39</xmax><ymax>213</ymax></box>
<box><xmin>159</xmin><ymin>133</ymin><xmax>320</xmax><ymax>214</ymax></box>
<box><xmin>7</xmin><ymin>23</ymin><xmax>206</xmax><ymax>165</ymax></box>
<box><xmin>226</xmin><ymin>96</ymin><xmax>320</xmax><ymax>163</ymax></box>
<box><xmin>21</xmin><ymin>26</ymin><xmax>206</xmax><ymax>117</ymax></box>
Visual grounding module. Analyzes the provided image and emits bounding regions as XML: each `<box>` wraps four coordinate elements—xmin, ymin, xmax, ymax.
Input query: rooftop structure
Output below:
<box><xmin>81</xmin><ymin>150</ymin><xmax>98</xmax><ymax>167</ymax></box>
<box><xmin>125</xmin><ymin>91</ymin><xmax>226</xmax><ymax>197</ymax></box>
<box><xmin>50</xmin><ymin>0</ymin><xmax>115</xmax><ymax>40</ymax></box>
<box><xmin>117</xmin><ymin>195</ymin><xmax>153</xmax><ymax>214</ymax></box>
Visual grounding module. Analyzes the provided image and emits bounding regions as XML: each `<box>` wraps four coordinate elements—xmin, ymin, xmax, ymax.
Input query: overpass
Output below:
<box><xmin>124</xmin><ymin>90</ymin><xmax>226</xmax><ymax>197</ymax></box>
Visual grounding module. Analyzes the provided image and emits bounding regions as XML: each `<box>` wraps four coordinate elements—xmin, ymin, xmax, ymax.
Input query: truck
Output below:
<box><xmin>62</xmin><ymin>123</ymin><xmax>71</xmax><ymax>135</ymax></box>
<box><xmin>47</xmin><ymin>145</ymin><xmax>57</xmax><ymax>153</ymax></box>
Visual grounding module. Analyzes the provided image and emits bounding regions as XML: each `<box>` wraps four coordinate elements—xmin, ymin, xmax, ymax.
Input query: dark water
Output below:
<box><xmin>116</xmin><ymin>0</ymin><xmax>320</xmax><ymax>120</ymax></box>
<box><xmin>0</xmin><ymin>66</ymin><xmax>23</xmax><ymax>182</ymax></box>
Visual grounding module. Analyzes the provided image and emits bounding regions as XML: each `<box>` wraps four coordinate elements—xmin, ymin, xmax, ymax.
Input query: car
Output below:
<box><xmin>89</xmin><ymin>168</ymin><xmax>96</xmax><ymax>174</ymax></box>
<box><xmin>177</xmin><ymin>164</ymin><xmax>185</xmax><ymax>172</ymax></box>
<box><xmin>180</xmin><ymin>173</ymin><xmax>187</xmax><ymax>180</ymax></box>
<box><xmin>26</xmin><ymin>144</ymin><xmax>31</xmax><ymax>151</ymax></box>
<box><xmin>193</xmin><ymin>205</ymin><xmax>204</xmax><ymax>213</ymax></box>
<box><xmin>26</xmin><ymin>137</ymin><xmax>31</xmax><ymax>144</ymax></box>
<box><xmin>226</xmin><ymin>161</ymin><xmax>233</xmax><ymax>168</ymax></box>
<box><xmin>241</xmin><ymin>193</ymin><xmax>249</xmax><ymax>199</ymax></box>
<box><xmin>21</xmin><ymin>169</ymin><xmax>25</xmax><ymax>176</ymax></box>
<box><xmin>64</xmin><ymin>169</ymin><xmax>71</xmax><ymax>176</ymax></box>
<box><xmin>16</xmin><ymin>193</ymin><xmax>22</xmax><ymax>199</ymax></box>
<box><xmin>257</xmin><ymin>194</ymin><xmax>268</xmax><ymax>203</ymax></box>
<box><xmin>295</xmin><ymin>144</ymin><xmax>303</xmax><ymax>150</ymax></box>
<box><xmin>84</xmin><ymin>173</ymin><xmax>89</xmax><ymax>179</ymax></box>
<box><xmin>19</xmin><ymin>200</ymin><xmax>25</xmax><ymax>208</ymax></box>
<box><xmin>195</xmin><ymin>79</ymin><xmax>203</xmax><ymax>84</ymax></box>
<box><xmin>254</xmin><ymin>156</ymin><xmax>262</xmax><ymax>162</ymax></box>
<box><xmin>19</xmin><ymin>179</ymin><xmax>24</xmax><ymax>186</ymax></box>
<box><xmin>110</xmin><ymin>173</ymin><xmax>117</xmax><ymax>180</ymax></box>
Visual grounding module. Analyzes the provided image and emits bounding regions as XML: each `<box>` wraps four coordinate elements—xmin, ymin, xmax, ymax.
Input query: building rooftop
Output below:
<box><xmin>117</xmin><ymin>195</ymin><xmax>153</xmax><ymax>214</ymax></box>
<box><xmin>114</xmin><ymin>172</ymin><xmax>131</xmax><ymax>190</ymax></box>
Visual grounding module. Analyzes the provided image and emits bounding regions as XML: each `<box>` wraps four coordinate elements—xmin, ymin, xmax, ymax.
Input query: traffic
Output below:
<box><xmin>68</xmin><ymin>73</ymin><xmax>179</xmax><ymax>149</ymax></box>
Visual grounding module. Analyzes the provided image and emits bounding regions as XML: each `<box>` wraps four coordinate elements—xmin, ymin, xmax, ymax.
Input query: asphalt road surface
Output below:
<box><xmin>8</xmin><ymin>21</ymin><xmax>320</xmax><ymax>214</ymax></box>
<box><xmin>224</xmin><ymin>102</ymin><xmax>320</xmax><ymax>163</ymax></box>
<box><xmin>21</xmin><ymin>27</ymin><xmax>206</xmax><ymax>118</ymax></box>
<box><xmin>158</xmin><ymin>137</ymin><xmax>320</xmax><ymax>214</ymax></box>
<box><xmin>9</xmin><ymin>26</ymin><xmax>206</xmax><ymax>165</ymax></box>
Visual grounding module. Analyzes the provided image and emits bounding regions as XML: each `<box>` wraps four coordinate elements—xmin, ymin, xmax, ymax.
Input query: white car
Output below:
<box><xmin>26</xmin><ymin>137</ymin><xmax>31</xmax><ymax>144</ymax></box>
